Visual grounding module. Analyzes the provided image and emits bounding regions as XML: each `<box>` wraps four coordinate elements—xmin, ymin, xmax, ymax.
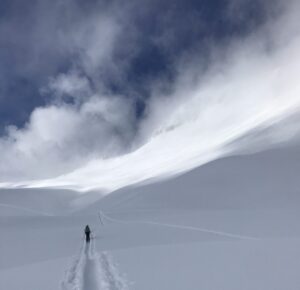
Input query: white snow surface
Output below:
<box><xmin>1</xmin><ymin>145</ymin><xmax>300</xmax><ymax>289</ymax></box>
<box><xmin>61</xmin><ymin>237</ymin><xmax>128</xmax><ymax>290</ymax></box>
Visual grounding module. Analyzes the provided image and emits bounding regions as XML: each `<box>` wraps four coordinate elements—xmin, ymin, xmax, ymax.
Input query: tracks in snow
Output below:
<box><xmin>61</xmin><ymin>237</ymin><xmax>128</xmax><ymax>290</ymax></box>
<box><xmin>100</xmin><ymin>211</ymin><xmax>259</xmax><ymax>241</ymax></box>
<box><xmin>61</xmin><ymin>209</ymin><xmax>257</xmax><ymax>289</ymax></box>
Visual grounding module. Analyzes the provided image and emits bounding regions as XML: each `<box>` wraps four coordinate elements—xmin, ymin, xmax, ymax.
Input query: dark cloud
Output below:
<box><xmin>0</xmin><ymin>0</ymin><xmax>276</xmax><ymax>132</ymax></box>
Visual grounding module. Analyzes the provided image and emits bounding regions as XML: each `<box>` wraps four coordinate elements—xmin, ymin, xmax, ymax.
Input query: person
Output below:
<box><xmin>84</xmin><ymin>225</ymin><xmax>91</xmax><ymax>242</ymax></box>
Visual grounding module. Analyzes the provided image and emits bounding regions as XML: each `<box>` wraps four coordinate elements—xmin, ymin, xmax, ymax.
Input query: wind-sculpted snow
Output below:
<box><xmin>61</xmin><ymin>237</ymin><xmax>128</xmax><ymax>290</ymax></box>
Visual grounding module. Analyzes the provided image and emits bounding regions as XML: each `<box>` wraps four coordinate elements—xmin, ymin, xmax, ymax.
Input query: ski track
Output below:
<box><xmin>61</xmin><ymin>237</ymin><xmax>128</xmax><ymax>290</ymax></box>
<box><xmin>100</xmin><ymin>211</ymin><xmax>259</xmax><ymax>241</ymax></box>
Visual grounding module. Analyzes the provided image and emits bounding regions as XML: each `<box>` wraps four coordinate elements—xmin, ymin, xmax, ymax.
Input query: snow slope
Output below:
<box><xmin>1</xmin><ymin>144</ymin><xmax>300</xmax><ymax>289</ymax></box>
<box><xmin>84</xmin><ymin>144</ymin><xmax>300</xmax><ymax>212</ymax></box>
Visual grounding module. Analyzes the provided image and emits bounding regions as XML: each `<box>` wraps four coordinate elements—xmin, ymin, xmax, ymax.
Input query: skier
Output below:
<box><xmin>84</xmin><ymin>225</ymin><xmax>91</xmax><ymax>242</ymax></box>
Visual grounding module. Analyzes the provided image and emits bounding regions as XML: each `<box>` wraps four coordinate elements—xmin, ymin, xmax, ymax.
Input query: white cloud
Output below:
<box><xmin>1</xmin><ymin>0</ymin><xmax>300</xmax><ymax>193</ymax></box>
<box><xmin>0</xmin><ymin>96</ymin><xmax>135</xmax><ymax>182</ymax></box>
<box><xmin>47</xmin><ymin>70</ymin><xmax>91</xmax><ymax>100</ymax></box>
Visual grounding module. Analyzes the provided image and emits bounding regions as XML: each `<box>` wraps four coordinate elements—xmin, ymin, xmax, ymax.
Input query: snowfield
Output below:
<box><xmin>1</xmin><ymin>144</ymin><xmax>300</xmax><ymax>289</ymax></box>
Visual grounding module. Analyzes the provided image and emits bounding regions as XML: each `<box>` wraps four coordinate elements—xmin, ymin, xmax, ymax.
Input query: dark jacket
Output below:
<box><xmin>85</xmin><ymin>225</ymin><xmax>91</xmax><ymax>234</ymax></box>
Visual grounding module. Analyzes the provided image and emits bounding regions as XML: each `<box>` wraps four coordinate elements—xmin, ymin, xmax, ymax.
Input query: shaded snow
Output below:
<box><xmin>1</xmin><ymin>145</ymin><xmax>300</xmax><ymax>290</ymax></box>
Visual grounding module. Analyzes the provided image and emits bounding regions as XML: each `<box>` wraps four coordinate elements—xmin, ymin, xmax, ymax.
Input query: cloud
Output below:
<box><xmin>0</xmin><ymin>0</ymin><xmax>300</xmax><ymax>192</ymax></box>
<box><xmin>0</xmin><ymin>95</ymin><xmax>136</xmax><ymax>181</ymax></box>
<box><xmin>47</xmin><ymin>71</ymin><xmax>91</xmax><ymax>100</ymax></box>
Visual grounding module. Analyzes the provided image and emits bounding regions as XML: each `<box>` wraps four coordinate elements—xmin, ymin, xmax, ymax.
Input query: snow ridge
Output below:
<box><xmin>61</xmin><ymin>237</ymin><xmax>128</xmax><ymax>290</ymax></box>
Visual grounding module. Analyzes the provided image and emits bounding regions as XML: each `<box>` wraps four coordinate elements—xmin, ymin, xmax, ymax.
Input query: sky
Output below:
<box><xmin>0</xmin><ymin>0</ymin><xmax>300</xmax><ymax>192</ymax></box>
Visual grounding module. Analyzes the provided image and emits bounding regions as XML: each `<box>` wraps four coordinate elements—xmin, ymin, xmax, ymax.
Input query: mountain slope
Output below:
<box><xmin>81</xmin><ymin>144</ymin><xmax>300</xmax><ymax>213</ymax></box>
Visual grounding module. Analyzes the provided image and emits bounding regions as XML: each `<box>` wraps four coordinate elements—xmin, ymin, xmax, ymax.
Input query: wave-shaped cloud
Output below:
<box><xmin>1</xmin><ymin>0</ymin><xmax>300</xmax><ymax>193</ymax></box>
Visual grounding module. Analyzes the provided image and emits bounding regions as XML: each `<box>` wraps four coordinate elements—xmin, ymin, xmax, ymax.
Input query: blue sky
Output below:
<box><xmin>0</xmin><ymin>0</ymin><xmax>272</xmax><ymax>132</ymax></box>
